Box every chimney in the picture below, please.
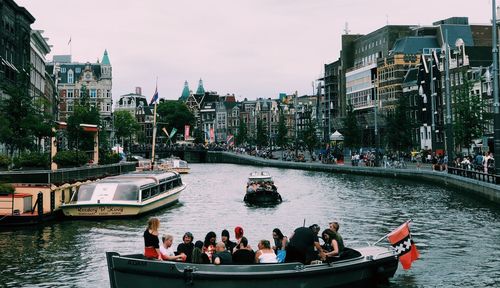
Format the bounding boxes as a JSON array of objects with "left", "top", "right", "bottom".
[{"left": 135, "top": 87, "right": 142, "bottom": 95}]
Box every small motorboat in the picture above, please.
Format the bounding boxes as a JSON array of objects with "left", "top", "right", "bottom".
[
  {"left": 158, "top": 157, "right": 190, "bottom": 174},
  {"left": 61, "top": 170, "right": 185, "bottom": 217},
  {"left": 106, "top": 245, "right": 399, "bottom": 288},
  {"left": 244, "top": 172, "right": 282, "bottom": 205}
]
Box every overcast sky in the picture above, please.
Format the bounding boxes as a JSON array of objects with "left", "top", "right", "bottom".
[{"left": 17, "top": 0, "right": 491, "bottom": 102}]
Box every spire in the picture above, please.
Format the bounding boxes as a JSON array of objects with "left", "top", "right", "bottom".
[
  {"left": 101, "top": 49, "right": 110, "bottom": 65},
  {"left": 179, "top": 80, "right": 190, "bottom": 101},
  {"left": 196, "top": 78, "right": 205, "bottom": 95}
]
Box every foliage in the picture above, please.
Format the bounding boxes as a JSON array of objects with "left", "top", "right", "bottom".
[
  {"left": 236, "top": 119, "right": 247, "bottom": 146},
  {"left": 53, "top": 150, "right": 89, "bottom": 167},
  {"left": 13, "top": 152, "right": 49, "bottom": 168},
  {"left": 66, "top": 104, "right": 101, "bottom": 150},
  {"left": 193, "top": 127, "right": 204, "bottom": 144},
  {"left": 342, "top": 104, "right": 361, "bottom": 149},
  {"left": 385, "top": 95, "right": 414, "bottom": 151},
  {"left": 301, "top": 115, "right": 319, "bottom": 154},
  {"left": 0, "top": 183, "right": 15, "bottom": 195},
  {"left": 99, "top": 151, "right": 121, "bottom": 165},
  {"left": 113, "top": 110, "right": 140, "bottom": 147},
  {"left": 156, "top": 101, "right": 194, "bottom": 142},
  {"left": 0, "top": 80, "right": 37, "bottom": 155},
  {"left": 256, "top": 117, "right": 268, "bottom": 148},
  {"left": 453, "top": 75, "right": 491, "bottom": 152},
  {"left": 276, "top": 111, "right": 288, "bottom": 148},
  {"left": 0, "top": 154, "right": 11, "bottom": 168}
]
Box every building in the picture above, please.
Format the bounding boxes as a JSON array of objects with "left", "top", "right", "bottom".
[
  {"left": 114, "top": 87, "right": 153, "bottom": 146},
  {"left": 30, "top": 30, "right": 55, "bottom": 117},
  {"left": 323, "top": 59, "right": 341, "bottom": 140},
  {"left": 46, "top": 50, "right": 113, "bottom": 135}
]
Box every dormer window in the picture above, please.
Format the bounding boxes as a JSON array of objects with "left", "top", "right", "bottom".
[{"left": 68, "top": 69, "right": 74, "bottom": 84}]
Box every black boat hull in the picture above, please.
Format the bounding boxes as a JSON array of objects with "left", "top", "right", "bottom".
[{"left": 244, "top": 190, "right": 282, "bottom": 204}]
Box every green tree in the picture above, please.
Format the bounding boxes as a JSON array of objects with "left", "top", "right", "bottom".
[
  {"left": 156, "top": 101, "right": 194, "bottom": 142},
  {"left": 301, "top": 114, "right": 318, "bottom": 156},
  {"left": 67, "top": 104, "right": 101, "bottom": 151},
  {"left": 236, "top": 119, "right": 247, "bottom": 146},
  {"left": 276, "top": 111, "right": 288, "bottom": 148},
  {"left": 114, "top": 110, "right": 140, "bottom": 149},
  {"left": 342, "top": 104, "right": 361, "bottom": 150},
  {"left": 0, "top": 81, "right": 36, "bottom": 156},
  {"left": 256, "top": 117, "right": 268, "bottom": 148},
  {"left": 453, "top": 75, "right": 490, "bottom": 153},
  {"left": 385, "top": 95, "right": 414, "bottom": 151},
  {"left": 193, "top": 127, "right": 204, "bottom": 144}
]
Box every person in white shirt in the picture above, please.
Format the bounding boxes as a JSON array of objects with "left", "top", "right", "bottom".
[
  {"left": 160, "top": 234, "right": 185, "bottom": 261},
  {"left": 255, "top": 239, "right": 278, "bottom": 263}
]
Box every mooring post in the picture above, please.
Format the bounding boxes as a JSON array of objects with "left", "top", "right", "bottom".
[{"left": 37, "top": 191, "right": 43, "bottom": 221}]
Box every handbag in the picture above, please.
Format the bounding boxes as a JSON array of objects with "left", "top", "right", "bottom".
[{"left": 276, "top": 250, "right": 286, "bottom": 263}]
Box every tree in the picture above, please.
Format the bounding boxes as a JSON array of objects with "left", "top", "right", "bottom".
[
  {"left": 156, "top": 101, "right": 194, "bottom": 142},
  {"left": 193, "top": 127, "right": 204, "bottom": 144},
  {"left": 256, "top": 117, "right": 268, "bottom": 148},
  {"left": 114, "top": 110, "right": 140, "bottom": 149},
  {"left": 236, "top": 118, "right": 247, "bottom": 146},
  {"left": 276, "top": 111, "right": 288, "bottom": 148},
  {"left": 385, "top": 95, "right": 414, "bottom": 151},
  {"left": 453, "top": 74, "right": 490, "bottom": 153},
  {"left": 67, "top": 104, "right": 101, "bottom": 151},
  {"left": 342, "top": 104, "right": 361, "bottom": 150},
  {"left": 0, "top": 81, "right": 36, "bottom": 156},
  {"left": 301, "top": 114, "right": 318, "bottom": 156}
]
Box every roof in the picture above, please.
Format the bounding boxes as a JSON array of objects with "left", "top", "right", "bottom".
[
  {"left": 391, "top": 36, "right": 439, "bottom": 55},
  {"left": 440, "top": 24, "right": 474, "bottom": 47},
  {"left": 180, "top": 81, "right": 190, "bottom": 101},
  {"left": 101, "top": 50, "right": 111, "bottom": 65},
  {"left": 196, "top": 79, "right": 205, "bottom": 95},
  {"left": 402, "top": 68, "right": 419, "bottom": 87}
]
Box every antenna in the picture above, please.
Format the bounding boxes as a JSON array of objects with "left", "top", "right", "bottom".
[
  {"left": 344, "top": 22, "right": 350, "bottom": 35},
  {"left": 386, "top": 14, "right": 389, "bottom": 25}
]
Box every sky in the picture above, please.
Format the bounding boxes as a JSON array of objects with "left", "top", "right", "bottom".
[{"left": 16, "top": 0, "right": 492, "bottom": 103}]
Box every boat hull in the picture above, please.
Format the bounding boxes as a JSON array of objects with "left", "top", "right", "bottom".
[
  {"left": 106, "top": 246, "right": 398, "bottom": 288},
  {"left": 62, "top": 185, "right": 184, "bottom": 217},
  {"left": 244, "top": 190, "right": 282, "bottom": 205}
]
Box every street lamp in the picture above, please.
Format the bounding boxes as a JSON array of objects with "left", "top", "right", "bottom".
[
  {"left": 492, "top": 0, "right": 500, "bottom": 174},
  {"left": 372, "top": 79, "right": 380, "bottom": 167}
]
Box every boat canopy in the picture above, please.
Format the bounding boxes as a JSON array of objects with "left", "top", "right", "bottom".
[{"left": 248, "top": 171, "right": 273, "bottom": 183}]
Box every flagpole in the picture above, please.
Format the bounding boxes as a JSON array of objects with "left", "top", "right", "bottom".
[{"left": 151, "top": 102, "right": 158, "bottom": 170}]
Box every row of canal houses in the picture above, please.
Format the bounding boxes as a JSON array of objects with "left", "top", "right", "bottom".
[{"left": 115, "top": 79, "right": 321, "bottom": 146}]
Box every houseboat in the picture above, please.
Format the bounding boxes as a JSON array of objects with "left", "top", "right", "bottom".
[{"left": 61, "top": 171, "right": 185, "bottom": 217}]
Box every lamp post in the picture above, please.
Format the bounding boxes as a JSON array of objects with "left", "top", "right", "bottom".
[
  {"left": 373, "top": 79, "right": 380, "bottom": 166},
  {"left": 443, "top": 32, "right": 454, "bottom": 165},
  {"left": 492, "top": 0, "right": 500, "bottom": 174}
]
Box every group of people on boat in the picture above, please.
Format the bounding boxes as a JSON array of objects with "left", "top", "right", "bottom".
[
  {"left": 143, "top": 218, "right": 346, "bottom": 265},
  {"left": 246, "top": 181, "right": 277, "bottom": 193}
]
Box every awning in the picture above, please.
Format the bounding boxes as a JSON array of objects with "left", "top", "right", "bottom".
[{"left": 330, "top": 130, "right": 344, "bottom": 141}]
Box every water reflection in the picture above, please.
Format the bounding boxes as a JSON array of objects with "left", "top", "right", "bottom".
[{"left": 0, "top": 163, "right": 499, "bottom": 287}]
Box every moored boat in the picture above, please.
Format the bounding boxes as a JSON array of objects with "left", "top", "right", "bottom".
[
  {"left": 244, "top": 171, "right": 282, "bottom": 205},
  {"left": 158, "top": 157, "right": 190, "bottom": 174},
  {"left": 106, "top": 245, "right": 398, "bottom": 288},
  {"left": 61, "top": 170, "right": 185, "bottom": 217}
]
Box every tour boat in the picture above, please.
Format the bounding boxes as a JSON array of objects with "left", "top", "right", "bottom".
[
  {"left": 61, "top": 171, "right": 185, "bottom": 217},
  {"left": 158, "top": 157, "right": 190, "bottom": 174},
  {"left": 106, "top": 245, "right": 399, "bottom": 288},
  {"left": 244, "top": 171, "right": 282, "bottom": 204}
]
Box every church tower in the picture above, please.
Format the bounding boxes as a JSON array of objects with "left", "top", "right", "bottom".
[
  {"left": 196, "top": 78, "right": 205, "bottom": 95},
  {"left": 180, "top": 80, "right": 190, "bottom": 101}
]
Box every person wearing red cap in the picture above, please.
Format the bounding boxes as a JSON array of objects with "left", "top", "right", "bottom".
[{"left": 234, "top": 226, "right": 244, "bottom": 246}]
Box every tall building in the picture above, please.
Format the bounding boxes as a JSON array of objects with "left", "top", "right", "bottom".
[
  {"left": 46, "top": 50, "right": 113, "bottom": 134},
  {"left": 0, "top": 0, "right": 34, "bottom": 97},
  {"left": 30, "top": 30, "right": 55, "bottom": 117}
]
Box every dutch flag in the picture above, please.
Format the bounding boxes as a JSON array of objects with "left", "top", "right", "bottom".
[{"left": 150, "top": 85, "right": 159, "bottom": 106}]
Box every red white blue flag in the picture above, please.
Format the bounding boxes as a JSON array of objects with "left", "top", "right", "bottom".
[{"left": 150, "top": 85, "right": 159, "bottom": 106}]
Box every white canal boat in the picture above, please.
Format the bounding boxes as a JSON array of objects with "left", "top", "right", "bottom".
[
  {"left": 158, "top": 158, "right": 190, "bottom": 174},
  {"left": 62, "top": 171, "right": 185, "bottom": 217}
]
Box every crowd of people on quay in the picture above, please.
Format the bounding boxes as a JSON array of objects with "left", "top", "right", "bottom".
[{"left": 143, "top": 218, "right": 346, "bottom": 265}]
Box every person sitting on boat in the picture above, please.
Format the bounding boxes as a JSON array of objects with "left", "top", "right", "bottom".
[
  {"left": 234, "top": 226, "right": 244, "bottom": 247},
  {"left": 255, "top": 240, "right": 278, "bottom": 264},
  {"left": 192, "top": 240, "right": 210, "bottom": 264},
  {"left": 221, "top": 229, "right": 237, "bottom": 253},
  {"left": 143, "top": 218, "right": 162, "bottom": 260},
  {"left": 246, "top": 182, "right": 257, "bottom": 194},
  {"left": 176, "top": 232, "right": 194, "bottom": 263},
  {"left": 285, "top": 225, "right": 326, "bottom": 264},
  {"left": 213, "top": 242, "right": 233, "bottom": 265},
  {"left": 321, "top": 229, "right": 344, "bottom": 262},
  {"left": 272, "top": 228, "right": 288, "bottom": 263},
  {"left": 232, "top": 237, "right": 255, "bottom": 264},
  {"left": 160, "top": 234, "right": 186, "bottom": 261},
  {"left": 203, "top": 231, "right": 217, "bottom": 263},
  {"left": 329, "top": 221, "right": 345, "bottom": 255}
]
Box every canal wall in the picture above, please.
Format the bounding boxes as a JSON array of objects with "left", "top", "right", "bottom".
[{"left": 207, "top": 151, "right": 500, "bottom": 205}]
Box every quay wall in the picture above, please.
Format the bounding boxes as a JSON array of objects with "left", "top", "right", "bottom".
[{"left": 206, "top": 151, "right": 500, "bottom": 205}]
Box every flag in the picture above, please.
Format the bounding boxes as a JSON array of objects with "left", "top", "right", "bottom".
[
  {"left": 209, "top": 128, "right": 215, "bottom": 143},
  {"left": 184, "top": 125, "right": 190, "bottom": 140},
  {"left": 162, "top": 127, "right": 169, "bottom": 138},
  {"left": 387, "top": 221, "right": 420, "bottom": 270},
  {"left": 226, "top": 134, "right": 234, "bottom": 146},
  {"left": 150, "top": 85, "right": 159, "bottom": 106},
  {"left": 68, "top": 37, "right": 72, "bottom": 45},
  {"left": 169, "top": 128, "right": 177, "bottom": 140}
]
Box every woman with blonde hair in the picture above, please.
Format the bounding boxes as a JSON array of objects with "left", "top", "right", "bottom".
[{"left": 143, "top": 217, "right": 162, "bottom": 260}]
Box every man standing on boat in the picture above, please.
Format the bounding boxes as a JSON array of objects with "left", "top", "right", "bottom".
[{"left": 285, "top": 225, "right": 326, "bottom": 264}]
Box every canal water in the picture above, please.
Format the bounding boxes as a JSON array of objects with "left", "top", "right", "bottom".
[{"left": 1, "top": 163, "right": 499, "bottom": 287}]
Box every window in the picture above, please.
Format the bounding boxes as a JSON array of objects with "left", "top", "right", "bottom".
[
  {"left": 68, "top": 69, "right": 74, "bottom": 84},
  {"left": 67, "top": 102, "right": 73, "bottom": 112},
  {"left": 61, "top": 67, "right": 66, "bottom": 73},
  {"left": 106, "top": 90, "right": 111, "bottom": 98},
  {"left": 75, "top": 67, "right": 81, "bottom": 73},
  {"left": 67, "top": 89, "right": 74, "bottom": 98},
  {"left": 90, "top": 89, "right": 97, "bottom": 98}
]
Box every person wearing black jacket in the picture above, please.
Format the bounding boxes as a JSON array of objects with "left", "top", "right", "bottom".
[
  {"left": 221, "top": 229, "right": 237, "bottom": 253},
  {"left": 176, "top": 232, "right": 194, "bottom": 263}
]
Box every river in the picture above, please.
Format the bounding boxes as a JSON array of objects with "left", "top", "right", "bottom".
[{"left": 1, "top": 163, "right": 499, "bottom": 287}]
